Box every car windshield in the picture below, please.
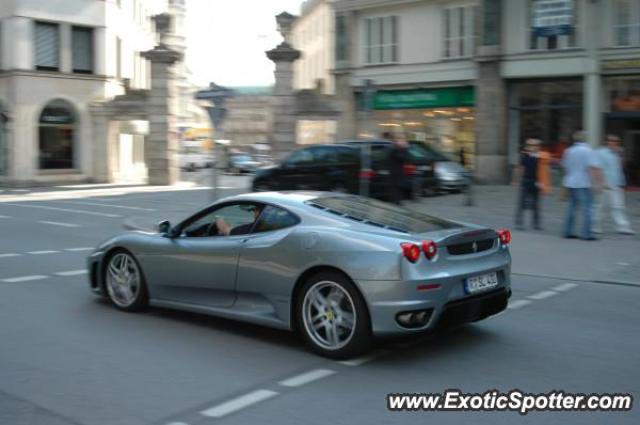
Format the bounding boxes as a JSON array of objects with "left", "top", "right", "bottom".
[
  {"left": 307, "top": 195, "right": 459, "bottom": 233},
  {"left": 420, "top": 144, "right": 452, "bottom": 162},
  {"left": 233, "top": 155, "right": 252, "bottom": 161}
]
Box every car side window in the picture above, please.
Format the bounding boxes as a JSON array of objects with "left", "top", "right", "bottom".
[
  {"left": 311, "top": 146, "right": 338, "bottom": 165},
  {"left": 285, "top": 148, "right": 314, "bottom": 166},
  {"left": 336, "top": 147, "right": 358, "bottom": 163},
  {"left": 408, "top": 143, "right": 429, "bottom": 160},
  {"left": 252, "top": 205, "right": 299, "bottom": 234},
  {"left": 181, "top": 203, "right": 260, "bottom": 238}
]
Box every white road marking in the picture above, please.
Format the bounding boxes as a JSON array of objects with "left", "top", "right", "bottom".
[
  {"left": 338, "top": 353, "right": 381, "bottom": 367},
  {"left": 0, "top": 215, "right": 10, "bottom": 218},
  {"left": 528, "top": 290, "right": 558, "bottom": 301},
  {"left": 617, "top": 262, "right": 631, "bottom": 266},
  {"left": 507, "top": 299, "right": 532, "bottom": 310},
  {"left": 57, "top": 200, "right": 156, "bottom": 211},
  {"left": 2, "top": 275, "right": 48, "bottom": 283},
  {"left": 0, "top": 253, "right": 21, "bottom": 258},
  {"left": 65, "top": 247, "right": 94, "bottom": 252},
  {"left": 27, "top": 250, "right": 60, "bottom": 255},
  {"left": 4, "top": 203, "right": 121, "bottom": 218},
  {"left": 166, "top": 422, "right": 190, "bottom": 425},
  {"left": 201, "top": 389, "right": 279, "bottom": 418},
  {"left": 552, "top": 282, "right": 579, "bottom": 292},
  {"left": 38, "top": 221, "right": 81, "bottom": 228},
  {"left": 278, "top": 368, "right": 336, "bottom": 387},
  {"left": 54, "top": 270, "right": 88, "bottom": 277}
]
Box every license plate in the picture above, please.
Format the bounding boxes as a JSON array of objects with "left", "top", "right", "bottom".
[{"left": 464, "top": 272, "right": 498, "bottom": 294}]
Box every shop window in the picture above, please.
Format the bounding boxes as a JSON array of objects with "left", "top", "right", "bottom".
[
  {"left": 528, "top": 0, "right": 579, "bottom": 50},
  {"left": 510, "top": 80, "right": 583, "bottom": 162},
  {"left": 608, "top": 77, "right": 640, "bottom": 112},
  {"left": 34, "top": 22, "right": 60, "bottom": 71},
  {"left": 364, "top": 16, "right": 398, "bottom": 65},
  {"left": 72, "top": 26, "right": 94, "bottom": 74},
  {"left": 335, "top": 14, "right": 348, "bottom": 63},
  {"left": 443, "top": 5, "right": 479, "bottom": 58},
  {"left": 612, "top": 0, "right": 640, "bottom": 47},
  {"left": 38, "top": 99, "right": 76, "bottom": 170}
]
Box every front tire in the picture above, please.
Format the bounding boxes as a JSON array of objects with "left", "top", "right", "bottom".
[
  {"left": 104, "top": 250, "right": 149, "bottom": 312},
  {"left": 296, "top": 271, "right": 371, "bottom": 359}
]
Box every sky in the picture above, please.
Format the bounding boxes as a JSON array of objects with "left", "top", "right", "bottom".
[{"left": 184, "top": 0, "right": 305, "bottom": 88}]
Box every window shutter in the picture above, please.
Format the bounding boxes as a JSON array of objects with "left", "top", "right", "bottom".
[
  {"left": 72, "top": 27, "right": 93, "bottom": 73},
  {"left": 35, "top": 22, "right": 59, "bottom": 70}
]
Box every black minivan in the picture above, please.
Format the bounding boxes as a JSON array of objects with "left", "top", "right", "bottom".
[{"left": 251, "top": 141, "right": 431, "bottom": 200}]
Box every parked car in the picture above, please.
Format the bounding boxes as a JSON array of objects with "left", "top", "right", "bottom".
[
  {"left": 227, "top": 154, "right": 260, "bottom": 174},
  {"left": 418, "top": 144, "right": 470, "bottom": 193},
  {"left": 179, "top": 142, "right": 213, "bottom": 171},
  {"left": 254, "top": 154, "right": 274, "bottom": 168},
  {"left": 88, "top": 191, "right": 512, "bottom": 358},
  {"left": 343, "top": 140, "right": 438, "bottom": 197},
  {"left": 252, "top": 143, "right": 418, "bottom": 201}
]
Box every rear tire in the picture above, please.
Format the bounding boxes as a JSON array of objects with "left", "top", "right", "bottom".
[{"left": 296, "top": 271, "right": 371, "bottom": 359}]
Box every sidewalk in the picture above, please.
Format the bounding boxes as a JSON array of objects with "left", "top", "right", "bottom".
[
  {"left": 409, "top": 186, "right": 640, "bottom": 286},
  {"left": 120, "top": 185, "right": 640, "bottom": 287}
]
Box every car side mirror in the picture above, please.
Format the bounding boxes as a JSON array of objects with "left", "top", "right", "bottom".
[{"left": 157, "top": 220, "right": 172, "bottom": 235}]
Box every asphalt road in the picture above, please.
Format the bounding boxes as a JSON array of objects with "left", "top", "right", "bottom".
[{"left": 0, "top": 181, "right": 638, "bottom": 425}]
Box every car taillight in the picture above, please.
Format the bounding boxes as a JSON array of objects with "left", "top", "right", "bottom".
[
  {"left": 403, "top": 164, "right": 417, "bottom": 175},
  {"left": 422, "top": 240, "right": 438, "bottom": 260},
  {"left": 359, "top": 169, "right": 376, "bottom": 179},
  {"left": 498, "top": 228, "right": 511, "bottom": 246},
  {"left": 401, "top": 242, "right": 421, "bottom": 263}
]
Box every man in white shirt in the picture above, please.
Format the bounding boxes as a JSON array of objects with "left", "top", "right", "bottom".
[
  {"left": 593, "top": 135, "right": 635, "bottom": 235},
  {"left": 561, "top": 131, "right": 603, "bottom": 240}
]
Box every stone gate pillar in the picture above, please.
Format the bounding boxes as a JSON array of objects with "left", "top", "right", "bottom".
[
  {"left": 266, "top": 12, "right": 301, "bottom": 160},
  {"left": 142, "top": 14, "right": 183, "bottom": 186},
  {"left": 475, "top": 0, "right": 508, "bottom": 183}
]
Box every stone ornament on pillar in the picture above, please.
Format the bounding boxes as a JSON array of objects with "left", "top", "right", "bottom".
[{"left": 266, "top": 12, "right": 301, "bottom": 161}]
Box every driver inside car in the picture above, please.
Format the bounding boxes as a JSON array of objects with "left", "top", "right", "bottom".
[{"left": 216, "top": 205, "right": 263, "bottom": 236}]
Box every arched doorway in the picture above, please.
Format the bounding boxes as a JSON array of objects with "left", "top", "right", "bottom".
[{"left": 38, "top": 99, "right": 76, "bottom": 170}]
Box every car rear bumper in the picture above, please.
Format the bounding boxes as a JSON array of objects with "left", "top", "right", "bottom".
[
  {"left": 436, "top": 177, "right": 469, "bottom": 191},
  {"left": 355, "top": 262, "right": 511, "bottom": 336}
]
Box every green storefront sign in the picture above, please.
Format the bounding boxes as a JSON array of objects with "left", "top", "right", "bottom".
[{"left": 373, "top": 86, "right": 475, "bottom": 110}]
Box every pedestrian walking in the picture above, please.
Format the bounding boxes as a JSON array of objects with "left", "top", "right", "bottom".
[
  {"left": 514, "top": 139, "right": 543, "bottom": 230},
  {"left": 561, "top": 131, "right": 603, "bottom": 240},
  {"left": 459, "top": 147, "right": 466, "bottom": 168},
  {"left": 388, "top": 133, "right": 409, "bottom": 205},
  {"left": 593, "top": 135, "right": 635, "bottom": 235}
]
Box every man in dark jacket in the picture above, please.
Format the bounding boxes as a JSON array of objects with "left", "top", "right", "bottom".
[
  {"left": 514, "top": 138, "right": 542, "bottom": 230},
  {"left": 388, "top": 134, "right": 409, "bottom": 205}
]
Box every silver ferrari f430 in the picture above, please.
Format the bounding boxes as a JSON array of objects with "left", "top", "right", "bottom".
[{"left": 88, "top": 191, "right": 512, "bottom": 358}]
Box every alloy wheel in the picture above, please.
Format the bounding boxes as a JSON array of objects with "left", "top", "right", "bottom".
[
  {"left": 105, "top": 253, "right": 141, "bottom": 308},
  {"left": 302, "top": 281, "right": 356, "bottom": 351}
]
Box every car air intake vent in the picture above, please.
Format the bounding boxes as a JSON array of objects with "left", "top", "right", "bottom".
[{"left": 447, "top": 238, "right": 495, "bottom": 255}]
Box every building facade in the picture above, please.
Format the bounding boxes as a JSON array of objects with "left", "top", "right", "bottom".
[
  {"left": 333, "top": 0, "right": 640, "bottom": 184},
  {"left": 223, "top": 86, "right": 273, "bottom": 147},
  {"left": 0, "top": 0, "right": 176, "bottom": 186},
  {"left": 292, "top": 0, "right": 338, "bottom": 145}
]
